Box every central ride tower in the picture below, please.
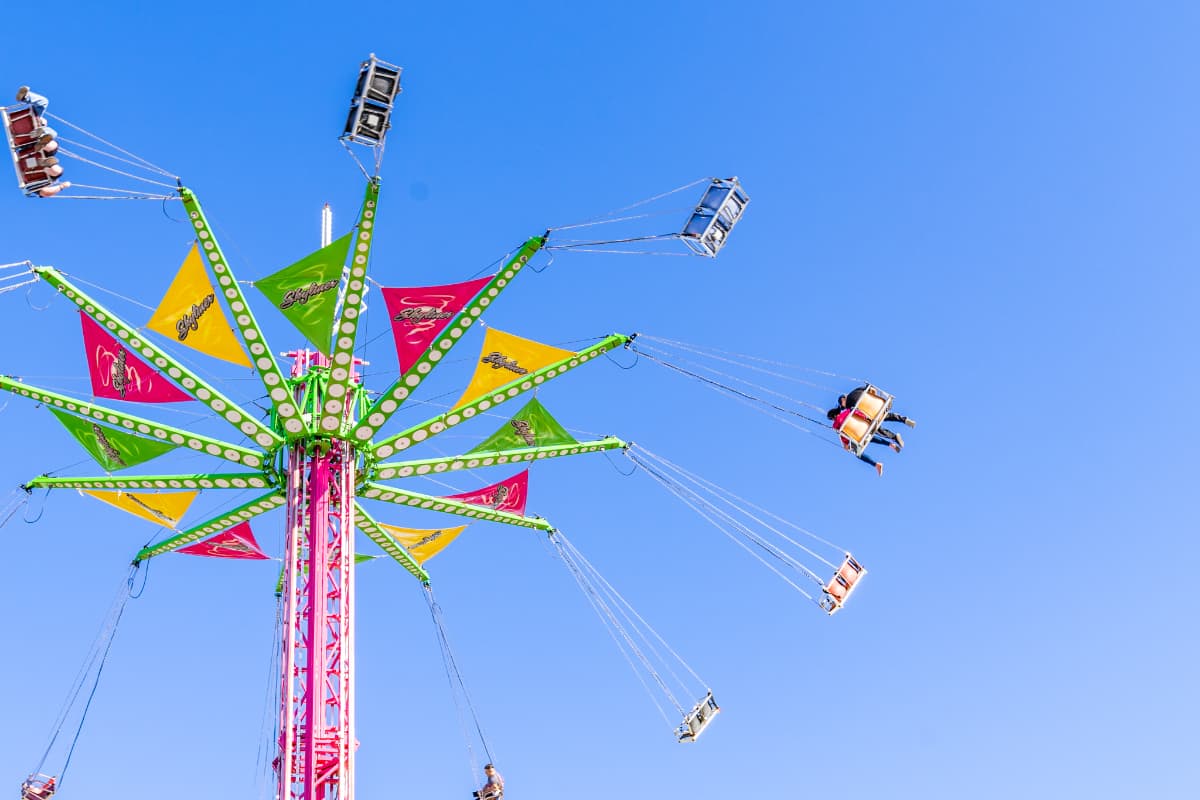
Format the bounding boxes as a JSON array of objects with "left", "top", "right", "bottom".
[{"left": 277, "top": 351, "right": 368, "bottom": 800}]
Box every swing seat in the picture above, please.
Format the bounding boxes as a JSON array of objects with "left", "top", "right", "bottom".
[
  {"left": 20, "top": 774, "right": 56, "bottom": 800},
  {"left": 3, "top": 107, "right": 54, "bottom": 193},
  {"left": 820, "top": 554, "right": 867, "bottom": 615},
  {"left": 675, "top": 691, "right": 720, "bottom": 742},
  {"left": 682, "top": 178, "right": 750, "bottom": 257},
  {"left": 4, "top": 106, "right": 42, "bottom": 148},
  {"left": 833, "top": 385, "right": 894, "bottom": 456}
]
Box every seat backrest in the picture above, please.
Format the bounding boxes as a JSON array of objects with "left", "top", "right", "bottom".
[
  {"left": 5, "top": 108, "right": 41, "bottom": 144},
  {"left": 838, "top": 413, "right": 870, "bottom": 444},
  {"left": 856, "top": 388, "right": 886, "bottom": 420}
]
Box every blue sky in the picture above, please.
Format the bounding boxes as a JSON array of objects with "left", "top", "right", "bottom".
[{"left": 2, "top": 2, "right": 1198, "bottom": 799}]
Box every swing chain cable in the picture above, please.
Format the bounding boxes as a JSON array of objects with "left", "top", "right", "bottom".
[
  {"left": 632, "top": 444, "right": 848, "bottom": 562},
  {"left": 61, "top": 271, "right": 157, "bottom": 311},
  {"left": 546, "top": 177, "right": 708, "bottom": 233},
  {"left": 562, "top": 532, "right": 693, "bottom": 698},
  {"left": 53, "top": 183, "right": 175, "bottom": 198},
  {"left": 55, "top": 137, "right": 178, "bottom": 183},
  {"left": 535, "top": 247, "right": 690, "bottom": 257},
  {"left": 43, "top": 113, "right": 176, "bottom": 178},
  {"left": 0, "top": 488, "right": 29, "bottom": 529},
  {"left": 627, "top": 446, "right": 828, "bottom": 579},
  {"left": 55, "top": 148, "right": 178, "bottom": 190},
  {"left": 548, "top": 532, "right": 678, "bottom": 727},
  {"left": 424, "top": 585, "right": 494, "bottom": 784},
  {"left": 632, "top": 346, "right": 833, "bottom": 428},
  {"left": 623, "top": 449, "right": 825, "bottom": 604},
  {"left": 35, "top": 562, "right": 140, "bottom": 789},
  {"left": 0, "top": 279, "right": 39, "bottom": 297},
  {"left": 555, "top": 532, "right": 707, "bottom": 691},
  {"left": 339, "top": 140, "right": 373, "bottom": 183},
  {"left": 38, "top": 193, "right": 176, "bottom": 202},
  {"left": 545, "top": 207, "right": 694, "bottom": 233},
  {"left": 1, "top": 262, "right": 35, "bottom": 286},
  {"left": 637, "top": 334, "right": 868, "bottom": 385},
  {"left": 632, "top": 339, "right": 831, "bottom": 414},
  {"left": 543, "top": 233, "right": 684, "bottom": 253},
  {"left": 255, "top": 596, "right": 285, "bottom": 800},
  {"left": 713, "top": 383, "right": 844, "bottom": 448},
  {"left": 634, "top": 336, "right": 844, "bottom": 395}
]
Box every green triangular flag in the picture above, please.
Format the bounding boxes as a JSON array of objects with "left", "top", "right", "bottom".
[
  {"left": 254, "top": 233, "right": 352, "bottom": 353},
  {"left": 467, "top": 397, "right": 578, "bottom": 454},
  {"left": 49, "top": 409, "right": 178, "bottom": 471}
]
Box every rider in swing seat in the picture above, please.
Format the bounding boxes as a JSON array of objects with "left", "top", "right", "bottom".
[{"left": 473, "top": 763, "right": 504, "bottom": 800}]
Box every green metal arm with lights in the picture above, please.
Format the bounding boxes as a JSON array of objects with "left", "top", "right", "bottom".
[
  {"left": 178, "top": 187, "right": 309, "bottom": 441},
  {"left": 351, "top": 236, "right": 546, "bottom": 444},
  {"left": 370, "top": 333, "right": 631, "bottom": 460}
]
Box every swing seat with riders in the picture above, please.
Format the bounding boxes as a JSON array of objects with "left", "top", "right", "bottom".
[
  {"left": 2, "top": 106, "right": 61, "bottom": 196},
  {"left": 20, "top": 775, "right": 56, "bottom": 800},
  {"left": 831, "top": 384, "right": 894, "bottom": 457}
]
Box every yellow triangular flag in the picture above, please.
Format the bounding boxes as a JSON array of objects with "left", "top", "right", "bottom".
[
  {"left": 82, "top": 489, "right": 199, "bottom": 529},
  {"left": 451, "top": 328, "right": 575, "bottom": 410},
  {"left": 147, "top": 244, "right": 252, "bottom": 367},
  {"left": 379, "top": 523, "right": 467, "bottom": 564}
]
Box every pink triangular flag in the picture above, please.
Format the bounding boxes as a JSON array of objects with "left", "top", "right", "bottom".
[
  {"left": 443, "top": 470, "right": 529, "bottom": 515},
  {"left": 177, "top": 522, "right": 269, "bottom": 560},
  {"left": 81, "top": 314, "right": 191, "bottom": 403},
  {"left": 381, "top": 276, "right": 493, "bottom": 373}
]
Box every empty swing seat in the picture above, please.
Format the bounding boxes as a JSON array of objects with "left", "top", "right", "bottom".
[
  {"left": 681, "top": 178, "right": 750, "bottom": 257},
  {"left": 833, "top": 384, "right": 894, "bottom": 457},
  {"left": 676, "top": 691, "right": 721, "bottom": 742},
  {"left": 820, "top": 554, "right": 867, "bottom": 615},
  {"left": 342, "top": 54, "right": 404, "bottom": 145}
]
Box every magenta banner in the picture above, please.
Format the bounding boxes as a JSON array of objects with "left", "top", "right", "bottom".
[
  {"left": 444, "top": 469, "right": 529, "bottom": 516},
  {"left": 380, "top": 276, "right": 492, "bottom": 373},
  {"left": 81, "top": 314, "right": 191, "bottom": 403},
  {"left": 177, "top": 522, "right": 270, "bottom": 560}
]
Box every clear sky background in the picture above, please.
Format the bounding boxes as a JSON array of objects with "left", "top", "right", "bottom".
[{"left": 1, "top": 2, "right": 1198, "bottom": 799}]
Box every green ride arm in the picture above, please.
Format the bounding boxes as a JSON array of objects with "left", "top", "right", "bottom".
[
  {"left": 319, "top": 180, "right": 380, "bottom": 437},
  {"left": 359, "top": 482, "right": 554, "bottom": 532},
  {"left": 178, "top": 187, "right": 309, "bottom": 440},
  {"left": 350, "top": 236, "right": 546, "bottom": 445},
  {"left": 374, "top": 436, "right": 628, "bottom": 480},
  {"left": 134, "top": 489, "right": 286, "bottom": 561},
  {"left": 353, "top": 501, "right": 430, "bottom": 583},
  {"left": 32, "top": 266, "right": 283, "bottom": 451},
  {"left": 27, "top": 473, "right": 275, "bottom": 491},
  {"left": 0, "top": 375, "right": 267, "bottom": 469},
  {"left": 370, "top": 333, "right": 631, "bottom": 460}
]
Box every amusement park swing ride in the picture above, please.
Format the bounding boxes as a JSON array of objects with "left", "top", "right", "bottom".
[{"left": 0, "top": 55, "right": 907, "bottom": 800}]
